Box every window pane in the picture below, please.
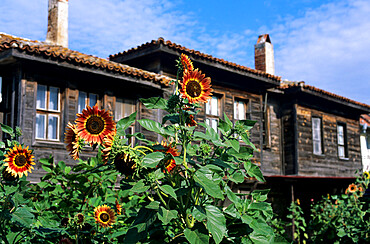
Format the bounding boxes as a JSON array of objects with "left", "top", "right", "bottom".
[
  {"left": 36, "top": 114, "right": 46, "bottom": 139},
  {"left": 89, "top": 93, "right": 98, "bottom": 107},
  {"left": 338, "top": 145, "right": 345, "bottom": 158},
  {"left": 233, "top": 101, "right": 238, "bottom": 120},
  {"left": 211, "top": 119, "right": 218, "bottom": 132},
  {"left": 115, "top": 98, "right": 123, "bottom": 121},
  {"left": 238, "top": 101, "right": 245, "bottom": 120},
  {"left": 124, "top": 100, "right": 135, "bottom": 117},
  {"left": 366, "top": 135, "right": 370, "bottom": 150},
  {"left": 78, "top": 92, "right": 87, "bottom": 113},
  {"left": 48, "top": 115, "right": 59, "bottom": 140},
  {"left": 37, "top": 85, "right": 47, "bottom": 109},
  {"left": 313, "top": 141, "right": 321, "bottom": 154},
  {"left": 211, "top": 96, "right": 218, "bottom": 116},
  {"left": 49, "top": 87, "right": 59, "bottom": 111}
]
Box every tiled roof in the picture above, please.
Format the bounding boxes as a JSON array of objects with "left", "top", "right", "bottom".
[
  {"left": 280, "top": 81, "right": 370, "bottom": 109},
  {"left": 0, "top": 33, "right": 171, "bottom": 85},
  {"left": 109, "top": 37, "right": 281, "bottom": 82}
]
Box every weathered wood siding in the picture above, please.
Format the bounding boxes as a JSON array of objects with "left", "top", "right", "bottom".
[
  {"left": 296, "top": 105, "right": 362, "bottom": 176},
  {"left": 282, "top": 103, "right": 297, "bottom": 175}
]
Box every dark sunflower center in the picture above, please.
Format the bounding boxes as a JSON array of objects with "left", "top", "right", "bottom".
[
  {"left": 100, "top": 212, "right": 110, "bottom": 222},
  {"left": 186, "top": 80, "right": 202, "bottom": 98},
  {"left": 86, "top": 116, "right": 105, "bottom": 135},
  {"left": 15, "top": 155, "right": 27, "bottom": 167}
]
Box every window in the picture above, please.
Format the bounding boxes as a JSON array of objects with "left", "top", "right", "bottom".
[
  {"left": 337, "top": 123, "right": 348, "bottom": 158},
  {"left": 205, "top": 96, "right": 220, "bottom": 132},
  {"left": 36, "top": 84, "right": 60, "bottom": 141},
  {"left": 233, "top": 99, "right": 246, "bottom": 120},
  {"left": 78, "top": 91, "right": 98, "bottom": 113},
  {"left": 312, "top": 117, "right": 323, "bottom": 155},
  {"left": 262, "top": 106, "right": 271, "bottom": 147}
]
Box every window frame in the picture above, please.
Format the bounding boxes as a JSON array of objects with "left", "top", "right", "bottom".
[
  {"left": 312, "top": 116, "right": 324, "bottom": 155},
  {"left": 337, "top": 122, "right": 349, "bottom": 159},
  {"left": 35, "top": 84, "right": 61, "bottom": 141},
  {"left": 205, "top": 95, "right": 222, "bottom": 133}
]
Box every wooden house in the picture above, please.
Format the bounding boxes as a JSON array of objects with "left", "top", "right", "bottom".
[{"left": 1, "top": 0, "right": 370, "bottom": 213}]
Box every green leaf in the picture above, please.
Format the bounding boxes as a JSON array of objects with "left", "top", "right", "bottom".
[
  {"left": 224, "top": 113, "right": 233, "bottom": 127},
  {"left": 235, "top": 119, "right": 256, "bottom": 127},
  {"left": 0, "top": 141, "right": 5, "bottom": 148},
  {"left": 159, "top": 184, "right": 177, "bottom": 200},
  {"left": 11, "top": 207, "right": 34, "bottom": 226},
  {"left": 145, "top": 201, "right": 160, "bottom": 210},
  {"left": 130, "top": 180, "right": 150, "bottom": 194},
  {"left": 117, "top": 112, "right": 137, "bottom": 136},
  {"left": 192, "top": 205, "right": 207, "bottom": 222},
  {"left": 194, "top": 131, "right": 211, "bottom": 141},
  {"left": 140, "top": 97, "right": 168, "bottom": 110},
  {"left": 142, "top": 152, "right": 165, "bottom": 168},
  {"left": 138, "top": 119, "right": 165, "bottom": 135},
  {"left": 4, "top": 185, "right": 18, "bottom": 195},
  {"left": 157, "top": 207, "right": 177, "bottom": 225},
  {"left": 218, "top": 118, "right": 231, "bottom": 135},
  {"left": 241, "top": 134, "right": 258, "bottom": 151},
  {"left": 0, "top": 123, "right": 14, "bottom": 135},
  {"left": 229, "top": 170, "right": 244, "bottom": 183},
  {"left": 184, "top": 223, "right": 210, "bottom": 244},
  {"left": 205, "top": 205, "right": 227, "bottom": 244},
  {"left": 244, "top": 161, "right": 265, "bottom": 182},
  {"left": 229, "top": 146, "right": 253, "bottom": 160},
  {"left": 194, "top": 170, "right": 224, "bottom": 200},
  {"left": 226, "top": 138, "right": 240, "bottom": 152},
  {"left": 162, "top": 113, "right": 180, "bottom": 124}
]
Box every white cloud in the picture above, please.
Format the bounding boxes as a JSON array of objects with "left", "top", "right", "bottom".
[{"left": 270, "top": 0, "right": 370, "bottom": 104}]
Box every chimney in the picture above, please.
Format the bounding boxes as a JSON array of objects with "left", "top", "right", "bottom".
[
  {"left": 46, "top": 0, "right": 68, "bottom": 48},
  {"left": 254, "top": 34, "right": 275, "bottom": 75}
]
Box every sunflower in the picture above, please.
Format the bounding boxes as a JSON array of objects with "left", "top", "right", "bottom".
[
  {"left": 64, "top": 122, "right": 83, "bottom": 160},
  {"left": 4, "top": 144, "right": 35, "bottom": 178},
  {"left": 102, "top": 132, "right": 116, "bottom": 163},
  {"left": 114, "top": 152, "right": 136, "bottom": 176},
  {"left": 347, "top": 183, "right": 357, "bottom": 193},
  {"left": 115, "top": 199, "right": 122, "bottom": 215},
  {"left": 179, "top": 69, "right": 213, "bottom": 104},
  {"left": 75, "top": 213, "right": 85, "bottom": 225},
  {"left": 75, "top": 105, "right": 115, "bottom": 145},
  {"left": 2, "top": 169, "right": 18, "bottom": 181},
  {"left": 154, "top": 141, "right": 180, "bottom": 173},
  {"left": 363, "top": 171, "right": 370, "bottom": 180},
  {"left": 180, "top": 54, "right": 194, "bottom": 72},
  {"left": 186, "top": 114, "right": 197, "bottom": 127},
  {"left": 94, "top": 205, "right": 116, "bottom": 228},
  {"left": 296, "top": 199, "right": 300, "bottom": 205}
]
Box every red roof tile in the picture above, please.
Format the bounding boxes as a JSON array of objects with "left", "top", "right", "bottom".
[
  {"left": 0, "top": 33, "right": 171, "bottom": 85},
  {"left": 279, "top": 81, "right": 370, "bottom": 109},
  {"left": 109, "top": 37, "right": 281, "bottom": 82}
]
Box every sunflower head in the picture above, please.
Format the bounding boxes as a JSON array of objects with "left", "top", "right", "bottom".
[
  {"left": 186, "top": 114, "right": 197, "bottom": 127},
  {"left": 180, "top": 54, "right": 194, "bottom": 73},
  {"left": 115, "top": 199, "right": 122, "bottom": 215},
  {"left": 64, "top": 122, "right": 84, "bottom": 160},
  {"left": 114, "top": 151, "right": 137, "bottom": 176},
  {"left": 75, "top": 105, "right": 116, "bottom": 145},
  {"left": 102, "top": 132, "right": 117, "bottom": 163},
  {"left": 2, "top": 168, "right": 18, "bottom": 181},
  {"left": 75, "top": 213, "right": 85, "bottom": 225},
  {"left": 4, "top": 144, "right": 35, "bottom": 178},
  {"left": 363, "top": 171, "right": 370, "bottom": 180},
  {"left": 179, "top": 69, "right": 213, "bottom": 104},
  {"left": 154, "top": 141, "right": 180, "bottom": 173},
  {"left": 347, "top": 183, "right": 357, "bottom": 193},
  {"left": 94, "top": 205, "right": 116, "bottom": 228}
]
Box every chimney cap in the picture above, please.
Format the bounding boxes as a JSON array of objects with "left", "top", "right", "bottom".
[{"left": 257, "top": 34, "right": 271, "bottom": 44}]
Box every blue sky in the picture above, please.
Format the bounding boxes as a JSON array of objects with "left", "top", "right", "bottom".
[{"left": 1, "top": 0, "right": 369, "bottom": 104}]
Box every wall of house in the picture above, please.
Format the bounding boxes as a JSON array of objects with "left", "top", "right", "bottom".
[
  {"left": 296, "top": 105, "right": 362, "bottom": 177},
  {"left": 282, "top": 103, "right": 297, "bottom": 175}
]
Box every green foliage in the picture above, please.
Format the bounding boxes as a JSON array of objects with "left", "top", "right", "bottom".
[{"left": 0, "top": 54, "right": 274, "bottom": 243}]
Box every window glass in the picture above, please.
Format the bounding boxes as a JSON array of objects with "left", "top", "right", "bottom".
[
  {"left": 48, "top": 115, "right": 59, "bottom": 140},
  {"left": 78, "top": 91, "right": 87, "bottom": 113},
  {"left": 312, "top": 118, "right": 322, "bottom": 154},
  {"left": 89, "top": 93, "right": 98, "bottom": 107},
  {"left": 36, "top": 114, "right": 46, "bottom": 139},
  {"left": 36, "top": 85, "right": 47, "bottom": 109},
  {"left": 338, "top": 146, "right": 345, "bottom": 158},
  {"left": 234, "top": 100, "right": 246, "bottom": 120},
  {"left": 49, "top": 87, "right": 59, "bottom": 111},
  {"left": 115, "top": 98, "right": 135, "bottom": 121},
  {"left": 366, "top": 135, "right": 370, "bottom": 150},
  {"left": 337, "top": 125, "right": 344, "bottom": 145}
]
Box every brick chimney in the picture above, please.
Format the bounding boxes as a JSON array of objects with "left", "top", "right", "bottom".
[
  {"left": 46, "top": 0, "right": 68, "bottom": 47},
  {"left": 254, "top": 34, "right": 275, "bottom": 75}
]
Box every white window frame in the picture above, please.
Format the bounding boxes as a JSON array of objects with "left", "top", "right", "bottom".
[
  {"left": 36, "top": 85, "right": 61, "bottom": 141},
  {"left": 312, "top": 117, "right": 323, "bottom": 155},
  {"left": 337, "top": 123, "right": 348, "bottom": 159},
  {"left": 206, "top": 95, "right": 221, "bottom": 133}
]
